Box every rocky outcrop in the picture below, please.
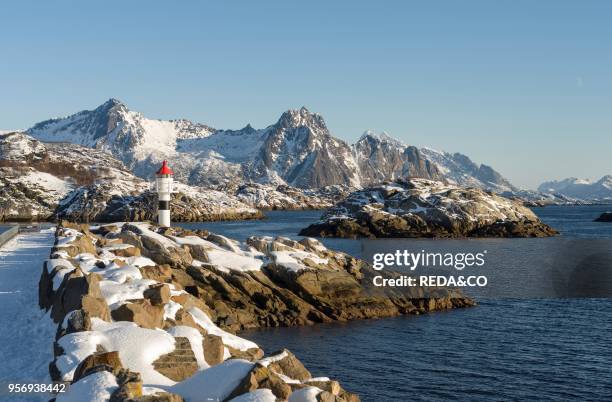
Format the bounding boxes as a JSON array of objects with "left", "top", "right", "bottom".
[
  {"left": 234, "top": 183, "right": 354, "bottom": 210},
  {"left": 595, "top": 212, "right": 612, "bottom": 222},
  {"left": 300, "top": 179, "right": 558, "bottom": 238},
  {"left": 40, "top": 221, "right": 473, "bottom": 401}
]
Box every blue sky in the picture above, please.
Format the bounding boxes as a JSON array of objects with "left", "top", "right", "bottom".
[{"left": 1, "top": 0, "right": 611, "bottom": 189}]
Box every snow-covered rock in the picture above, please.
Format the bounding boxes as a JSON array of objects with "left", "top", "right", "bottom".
[
  {"left": 41, "top": 222, "right": 472, "bottom": 401},
  {"left": 234, "top": 183, "right": 353, "bottom": 210},
  {"left": 300, "top": 179, "right": 557, "bottom": 238},
  {"left": 500, "top": 189, "right": 594, "bottom": 207}
]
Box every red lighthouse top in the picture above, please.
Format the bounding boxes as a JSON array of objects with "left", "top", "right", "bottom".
[{"left": 156, "top": 160, "right": 174, "bottom": 176}]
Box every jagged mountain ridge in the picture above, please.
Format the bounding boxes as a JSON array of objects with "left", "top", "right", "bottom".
[{"left": 26, "top": 99, "right": 515, "bottom": 191}]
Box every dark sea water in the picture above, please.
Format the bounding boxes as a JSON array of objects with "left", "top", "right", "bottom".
[{"left": 179, "top": 205, "right": 612, "bottom": 401}]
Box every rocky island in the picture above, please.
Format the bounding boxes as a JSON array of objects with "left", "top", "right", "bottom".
[
  {"left": 300, "top": 179, "right": 558, "bottom": 238},
  {"left": 594, "top": 212, "right": 612, "bottom": 222},
  {"left": 40, "top": 221, "right": 473, "bottom": 401}
]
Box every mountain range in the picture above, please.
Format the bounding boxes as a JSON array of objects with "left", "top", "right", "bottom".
[
  {"left": 26, "top": 99, "right": 516, "bottom": 192},
  {"left": 538, "top": 176, "right": 612, "bottom": 201}
]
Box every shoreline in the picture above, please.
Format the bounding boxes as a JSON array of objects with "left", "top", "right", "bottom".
[{"left": 37, "top": 221, "right": 474, "bottom": 401}]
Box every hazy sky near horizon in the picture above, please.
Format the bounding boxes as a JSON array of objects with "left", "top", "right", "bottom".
[{"left": 1, "top": 1, "right": 611, "bottom": 189}]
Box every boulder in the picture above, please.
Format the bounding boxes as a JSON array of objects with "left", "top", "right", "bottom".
[
  {"left": 110, "top": 244, "right": 141, "bottom": 257},
  {"left": 140, "top": 264, "right": 173, "bottom": 282},
  {"left": 64, "top": 309, "right": 92, "bottom": 334},
  {"left": 111, "top": 300, "right": 164, "bottom": 329},
  {"left": 203, "top": 334, "right": 225, "bottom": 366},
  {"left": 227, "top": 364, "right": 292, "bottom": 400},
  {"left": 164, "top": 308, "right": 200, "bottom": 331},
  {"left": 317, "top": 391, "right": 360, "bottom": 402},
  {"left": 81, "top": 294, "right": 111, "bottom": 322},
  {"left": 51, "top": 271, "right": 109, "bottom": 323},
  {"left": 39, "top": 221, "right": 474, "bottom": 402},
  {"left": 152, "top": 337, "right": 198, "bottom": 381},
  {"left": 265, "top": 349, "right": 311, "bottom": 382},
  {"left": 39, "top": 259, "right": 70, "bottom": 309},
  {"left": 186, "top": 243, "right": 211, "bottom": 262},
  {"left": 120, "top": 224, "right": 192, "bottom": 266},
  {"left": 55, "top": 232, "right": 97, "bottom": 257},
  {"left": 110, "top": 369, "right": 144, "bottom": 402},
  {"left": 73, "top": 351, "right": 123, "bottom": 382},
  {"left": 227, "top": 346, "right": 265, "bottom": 362},
  {"left": 306, "top": 380, "right": 341, "bottom": 395},
  {"left": 143, "top": 283, "right": 171, "bottom": 306}
]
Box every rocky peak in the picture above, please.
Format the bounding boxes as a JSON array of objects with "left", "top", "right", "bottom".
[
  {"left": 276, "top": 107, "right": 328, "bottom": 134},
  {"left": 597, "top": 175, "right": 612, "bottom": 187},
  {"left": 357, "top": 130, "right": 405, "bottom": 147},
  {"left": 99, "top": 97, "right": 126, "bottom": 111}
]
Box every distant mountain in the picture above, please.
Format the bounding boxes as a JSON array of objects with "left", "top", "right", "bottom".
[
  {"left": 26, "top": 99, "right": 515, "bottom": 191},
  {"left": 538, "top": 176, "right": 612, "bottom": 201}
]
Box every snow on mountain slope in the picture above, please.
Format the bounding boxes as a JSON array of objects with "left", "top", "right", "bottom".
[
  {"left": 538, "top": 176, "right": 612, "bottom": 201},
  {"left": 177, "top": 124, "right": 265, "bottom": 163},
  {"left": 420, "top": 147, "right": 516, "bottom": 192},
  {"left": 27, "top": 99, "right": 215, "bottom": 181},
  {"left": 26, "top": 99, "right": 516, "bottom": 192}
]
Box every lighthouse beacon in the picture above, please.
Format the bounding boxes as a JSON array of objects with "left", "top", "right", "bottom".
[{"left": 155, "top": 160, "right": 174, "bottom": 227}]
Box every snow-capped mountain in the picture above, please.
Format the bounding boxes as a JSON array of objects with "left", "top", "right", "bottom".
[
  {"left": 538, "top": 176, "right": 612, "bottom": 201},
  {"left": 420, "top": 147, "right": 516, "bottom": 192},
  {"left": 352, "top": 131, "right": 442, "bottom": 185},
  {"left": 27, "top": 99, "right": 215, "bottom": 181},
  {"left": 26, "top": 99, "right": 515, "bottom": 191}
]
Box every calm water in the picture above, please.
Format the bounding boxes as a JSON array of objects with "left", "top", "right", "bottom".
[{"left": 179, "top": 205, "right": 612, "bottom": 401}]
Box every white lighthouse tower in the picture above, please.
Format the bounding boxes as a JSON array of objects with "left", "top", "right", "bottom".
[{"left": 155, "top": 160, "right": 174, "bottom": 227}]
